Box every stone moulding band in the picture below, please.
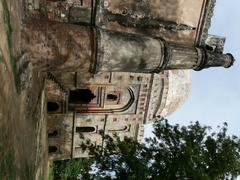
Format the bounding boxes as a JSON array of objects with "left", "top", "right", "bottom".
[
  {"left": 194, "top": 47, "right": 206, "bottom": 71},
  {"left": 157, "top": 41, "right": 171, "bottom": 73}
]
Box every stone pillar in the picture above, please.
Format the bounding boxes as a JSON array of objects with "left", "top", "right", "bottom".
[
  {"left": 163, "top": 44, "right": 199, "bottom": 70},
  {"left": 196, "top": 52, "right": 234, "bottom": 70},
  {"left": 21, "top": 20, "right": 234, "bottom": 73},
  {"left": 95, "top": 29, "right": 164, "bottom": 73},
  {"left": 164, "top": 43, "right": 235, "bottom": 71},
  {"left": 95, "top": 30, "right": 234, "bottom": 73}
]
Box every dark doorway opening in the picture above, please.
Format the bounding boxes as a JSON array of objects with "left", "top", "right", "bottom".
[
  {"left": 48, "top": 130, "right": 59, "bottom": 138},
  {"left": 47, "top": 101, "right": 60, "bottom": 112},
  {"left": 69, "top": 89, "right": 96, "bottom": 104},
  {"left": 107, "top": 94, "right": 118, "bottom": 101},
  {"left": 76, "top": 126, "right": 95, "bottom": 133},
  {"left": 48, "top": 146, "right": 58, "bottom": 153}
]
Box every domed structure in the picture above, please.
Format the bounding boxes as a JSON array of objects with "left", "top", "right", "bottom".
[
  {"left": 145, "top": 70, "right": 191, "bottom": 123},
  {"left": 26, "top": 0, "right": 233, "bottom": 162},
  {"left": 157, "top": 70, "right": 191, "bottom": 117}
]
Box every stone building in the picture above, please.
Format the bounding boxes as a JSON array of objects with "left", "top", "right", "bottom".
[{"left": 23, "top": 0, "right": 235, "bottom": 160}]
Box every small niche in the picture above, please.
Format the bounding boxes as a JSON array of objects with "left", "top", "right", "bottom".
[
  {"left": 48, "top": 146, "right": 58, "bottom": 153},
  {"left": 47, "top": 101, "right": 60, "bottom": 112},
  {"left": 137, "top": 76, "right": 143, "bottom": 81},
  {"left": 107, "top": 94, "right": 118, "bottom": 101},
  {"left": 76, "top": 126, "right": 96, "bottom": 133},
  {"left": 109, "top": 126, "right": 128, "bottom": 132},
  {"left": 48, "top": 130, "right": 58, "bottom": 138}
]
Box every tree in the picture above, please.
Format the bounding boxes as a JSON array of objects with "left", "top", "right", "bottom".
[
  {"left": 52, "top": 158, "right": 92, "bottom": 180},
  {"left": 52, "top": 119, "right": 240, "bottom": 180},
  {"left": 87, "top": 135, "right": 149, "bottom": 180},
  {"left": 87, "top": 119, "right": 240, "bottom": 180}
]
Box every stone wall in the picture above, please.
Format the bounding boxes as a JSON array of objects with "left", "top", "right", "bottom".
[
  {"left": 46, "top": 71, "right": 158, "bottom": 160},
  {"left": 26, "top": 0, "right": 206, "bottom": 45}
]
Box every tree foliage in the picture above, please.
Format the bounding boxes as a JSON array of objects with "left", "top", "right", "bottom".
[
  {"left": 52, "top": 119, "right": 240, "bottom": 180},
  {"left": 88, "top": 119, "right": 240, "bottom": 180},
  {"left": 145, "top": 120, "right": 240, "bottom": 180},
  {"left": 52, "top": 158, "right": 92, "bottom": 180}
]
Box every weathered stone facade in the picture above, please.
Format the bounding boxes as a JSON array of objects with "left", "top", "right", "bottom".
[
  {"left": 22, "top": 0, "right": 235, "bottom": 160},
  {"left": 46, "top": 70, "right": 191, "bottom": 160}
]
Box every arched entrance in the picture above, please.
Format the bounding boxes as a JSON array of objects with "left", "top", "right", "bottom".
[
  {"left": 47, "top": 102, "right": 60, "bottom": 113},
  {"left": 69, "top": 89, "right": 96, "bottom": 104}
]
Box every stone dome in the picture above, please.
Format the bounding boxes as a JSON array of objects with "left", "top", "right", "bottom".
[{"left": 156, "top": 70, "right": 191, "bottom": 117}]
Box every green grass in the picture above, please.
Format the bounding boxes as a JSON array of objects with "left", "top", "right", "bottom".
[
  {"left": 48, "top": 161, "right": 54, "bottom": 180},
  {"left": 1, "top": 0, "right": 20, "bottom": 92},
  {"left": 24, "top": 165, "right": 36, "bottom": 180},
  {"left": 0, "top": 130, "right": 16, "bottom": 180},
  {"left": 0, "top": 129, "right": 34, "bottom": 180},
  {"left": 52, "top": 159, "right": 92, "bottom": 180}
]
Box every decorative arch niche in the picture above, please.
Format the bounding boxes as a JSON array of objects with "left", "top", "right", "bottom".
[
  {"left": 76, "top": 126, "right": 96, "bottom": 133},
  {"left": 69, "top": 86, "right": 136, "bottom": 114}
]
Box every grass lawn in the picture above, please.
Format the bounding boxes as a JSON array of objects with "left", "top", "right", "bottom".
[
  {"left": 1, "top": 0, "right": 20, "bottom": 92},
  {"left": 48, "top": 161, "right": 54, "bottom": 180},
  {"left": 0, "top": 128, "right": 16, "bottom": 180}
]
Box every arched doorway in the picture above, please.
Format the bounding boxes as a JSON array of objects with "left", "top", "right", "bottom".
[
  {"left": 47, "top": 102, "right": 60, "bottom": 113},
  {"left": 69, "top": 89, "right": 96, "bottom": 104}
]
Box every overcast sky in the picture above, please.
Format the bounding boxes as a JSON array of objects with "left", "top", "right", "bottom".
[{"left": 145, "top": 0, "right": 240, "bottom": 137}]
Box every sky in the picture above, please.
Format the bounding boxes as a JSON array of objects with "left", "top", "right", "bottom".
[{"left": 145, "top": 0, "right": 240, "bottom": 137}]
